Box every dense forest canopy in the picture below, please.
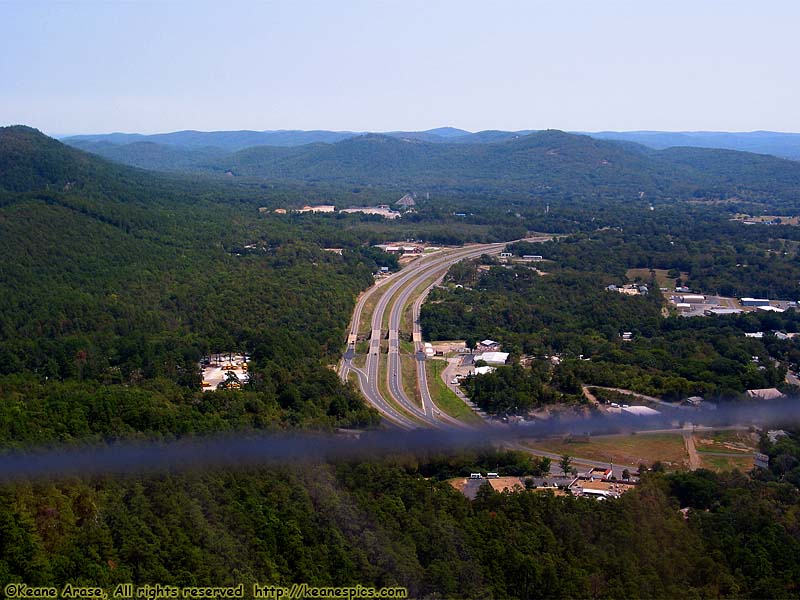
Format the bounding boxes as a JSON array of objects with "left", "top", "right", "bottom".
[{"left": 63, "top": 127, "right": 800, "bottom": 203}]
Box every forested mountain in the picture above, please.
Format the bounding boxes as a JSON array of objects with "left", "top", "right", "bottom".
[
  {"left": 67, "top": 140, "right": 229, "bottom": 171},
  {"left": 63, "top": 129, "right": 800, "bottom": 204},
  {"left": 0, "top": 125, "right": 141, "bottom": 193},
  {"left": 589, "top": 130, "right": 800, "bottom": 161},
  {"left": 0, "top": 125, "right": 383, "bottom": 431},
  {"left": 64, "top": 127, "right": 477, "bottom": 153},
  {"left": 65, "top": 127, "right": 800, "bottom": 164},
  {"left": 64, "top": 129, "right": 358, "bottom": 151},
  {"left": 209, "top": 131, "right": 800, "bottom": 203}
]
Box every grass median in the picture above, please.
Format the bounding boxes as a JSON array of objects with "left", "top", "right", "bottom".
[
  {"left": 400, "top": 354, "right": 421, "bottom": 408},
  {"left": 377, "top": 349, "right": 428, "bottom": 427}
]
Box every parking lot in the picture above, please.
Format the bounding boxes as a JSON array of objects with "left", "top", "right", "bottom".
[{"left": 201, "top": 354, "right": 249, "bottom": 391}]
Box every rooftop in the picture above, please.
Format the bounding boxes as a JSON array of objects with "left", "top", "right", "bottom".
[
  {"left": 746, "top": 388, "right": 785, "bottom": 401},
  {"left": 622, "top": 405, "right": 661, "bottom": 416},
  {"left": 474, "top": 366, "right": 496, "bottom": 375},
  {"left": 475, "top": 351, "right": 509, "bottom": 365}
]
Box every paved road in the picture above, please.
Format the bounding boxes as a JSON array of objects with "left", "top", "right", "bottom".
[
  {"left": 408, "top": 262, "right": 494, "bottom": 426},
  {"left": 336, "top": 235, "right": 663, "bottom": 476},
  {"left": 341, "top": 245, "right": 503, "bottom": 427},
  {"left": 387, "top": 243, "right": 506, "bottom": 426},
  {"left": 377, "top": 247, "right": 487, "bottom": 425},
  {"left": 339, "top": 278, "right": 387, "bottom": 381}
]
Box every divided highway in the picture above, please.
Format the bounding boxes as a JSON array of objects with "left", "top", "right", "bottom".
[
  {"left": 338, "top": 236, "right": 645, "bottom": 477},
  {"left": 386, "top": 244, "right": 506, "bottom": 426},
  {"left": 340, "top": 243, "right": 505, "bottom": 428}
]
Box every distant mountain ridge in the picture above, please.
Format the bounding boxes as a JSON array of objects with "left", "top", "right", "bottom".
[
  {"left": 63, "top": 128, "right": 800, "bottom": 160},
  {"left": 587, "top": 131, "right": 800, "bottom": 161},
  {"left": 201, "top": 130, "right": 800, "bottom": 202},
  {"left": 64, "top": 128, "right": 480, "bottom": 151},
  {"left": 8, "top": 125, "right": 800, "bottom": 206}
]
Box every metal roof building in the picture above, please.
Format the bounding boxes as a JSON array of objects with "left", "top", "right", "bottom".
[
  {"left": 741, "top": 298, "right": 771, "bottom": 307},
  {"left": 474, "top": 352, "right": 509, "bottom": 365},
  {"left": 622, "top": 405, "right": 661, "bottom": 416}
]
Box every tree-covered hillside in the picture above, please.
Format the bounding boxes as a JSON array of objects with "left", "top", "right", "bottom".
[
  {"left": 65, "top": 128, "right": 800, "bottom": 160},
  {"left": 64, "top": 128, "right": 800, "bottom": 204},
  {"left": 0, "top": 125, "right": 384, "bottom": 431}
]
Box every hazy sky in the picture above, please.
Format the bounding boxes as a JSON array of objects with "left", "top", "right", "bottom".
[{"left": 2, "top": 0, "right": 799, "bottom": 135}]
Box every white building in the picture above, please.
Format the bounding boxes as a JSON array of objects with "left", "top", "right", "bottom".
[
  {"left": 297, "top": 204, "right": 335, "bottom": 213},
  {"left": 474, "top": 366, "right": 496, "bottom": 375},
  {"left": 746, "top": 388, "right": 785, "bottom": 401},
  {"left": 757, "top": 305, "right": 785, "bottom": 313},
  {"left": 622, "top": 405, "right": 661, "bottom": 416},
  {"left": 474, "top": 352, "right": 509, "bottom": 365},
  {"left": 705, "top": 308, "right": 743, "bottom": 316},
  {"left": 741, "top": 298, "right": 770, "bottom": 307}
]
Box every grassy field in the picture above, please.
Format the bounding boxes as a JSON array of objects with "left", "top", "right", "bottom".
[
  {"left": 699, "top": 454, "right": 755, "bottom": 472},
  {"left": 626, "top": 268, "right": 689, "bottom": 289},
  {"left": 694, "top": 429, "right": 758, "bottom": 454},
  {"left": 425, "top": 359, "right": 483, "bottom": 425},
  {"left": 400, "top": 354, "right": 421, "bottom": 407},
  {"left": 358, "top": 285, "right": 387, "bottom": 335},
  {"left": 400, "top": 339, "right": 415, "bottom": 354},
  {"left": 401, "top": 271, "right": 442, "bottom": 334},
  {"left": 528, "top": 432, "right": 688, "bottom": 469}
]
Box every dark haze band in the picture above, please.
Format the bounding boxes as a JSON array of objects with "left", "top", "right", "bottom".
[{"left": 1, "top": 398, "right": 797, "bottom": 481}]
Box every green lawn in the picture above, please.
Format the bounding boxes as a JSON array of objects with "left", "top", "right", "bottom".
[
  {"left": 400, "top": 339, "right": 415, "bottom": 355},
  {"left": 426, "top": 359, "right": 483, "bottom": 425}
]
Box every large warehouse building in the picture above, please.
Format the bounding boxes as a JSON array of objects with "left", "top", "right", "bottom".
[{"left": 741, "top": 297, "right": 771, "bottom": 307}]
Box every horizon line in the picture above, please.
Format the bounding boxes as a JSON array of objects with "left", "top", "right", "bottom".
[{"left": 41, "top": 127, "right": 800, "bottom": 139}]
